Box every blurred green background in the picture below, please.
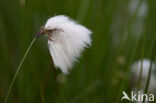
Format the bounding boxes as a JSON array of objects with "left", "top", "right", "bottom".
[{"left": 0, "top": 0, "right": 156, "bottom": 103}]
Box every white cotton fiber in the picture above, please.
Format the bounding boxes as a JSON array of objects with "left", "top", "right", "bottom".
[{"left": 44, "top": 15, "right": 92, "bottom": 74}]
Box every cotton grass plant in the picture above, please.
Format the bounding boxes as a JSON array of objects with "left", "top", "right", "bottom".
[
  {"left": 4, "top": 15, "right": 92, "bottom": 103},
  {"left": 131, "top": 59, "right": 156, "bottom": 93},
  {"left": 2, "top": 0, "right": 156, "bottom": 103}
]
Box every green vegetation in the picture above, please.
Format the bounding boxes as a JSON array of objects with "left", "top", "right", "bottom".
[{"left": 0, "top": 0, "right": 156, "bottom": 103}]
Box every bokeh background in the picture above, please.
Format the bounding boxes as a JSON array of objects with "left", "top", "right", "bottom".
[{"left": 0, "top": 0, "right": 156, "bottom": 103}]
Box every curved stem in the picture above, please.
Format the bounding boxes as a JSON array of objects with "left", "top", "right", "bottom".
[{"left": 4, "top": 37, "right": 36, "bottom": 103}]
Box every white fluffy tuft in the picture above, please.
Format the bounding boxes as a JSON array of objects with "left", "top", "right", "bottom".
[
  {"left": 131, "top": 59, "right": 156, "bottom": 93},
  {"left": 44, "top": 15, "right": 92, "bottom": 74}
]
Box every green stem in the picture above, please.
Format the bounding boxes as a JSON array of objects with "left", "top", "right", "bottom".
[
  {"left": 4, "top": 37, "right": 36, "bottom": 103},
  {"left": 137, "top": 34, "right": 145, "bottom": 90},
  {"left": 143, "top": 43, "right": 156, "bottom": 103}
]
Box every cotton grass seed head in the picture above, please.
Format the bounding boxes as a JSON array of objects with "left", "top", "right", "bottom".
[
  {"left": 131, "top": 59, "right": 156, "bottom": 93},
  {"left": 39, "top": 15, "right": 92, "bottom": 74}
]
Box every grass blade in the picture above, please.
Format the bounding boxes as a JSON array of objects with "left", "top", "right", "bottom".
[{"left": 4, "top": 37, "right": 36, "bottom": 103}]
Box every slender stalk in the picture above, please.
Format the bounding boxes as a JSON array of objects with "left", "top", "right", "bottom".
[
  {"left": 41, "top": 59, "right": 59, "bottom": 103},
  {"left": 116, "top": 32, "right": 142, "bottom": 103},
  {"left": 42, "top": 59, "right": 54, "bottom": 95},
  {"left": 4, "top": 37, "right": 36, "bottom": 103},
  {"left": 52, "top": 60, "right": 59, "bottom": 96},
  {"left": 143, "top": 43, "right": 156, "bottom": 103},
  {"left": 137, "top": 34, "right": 145, "bottom": 90}
]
